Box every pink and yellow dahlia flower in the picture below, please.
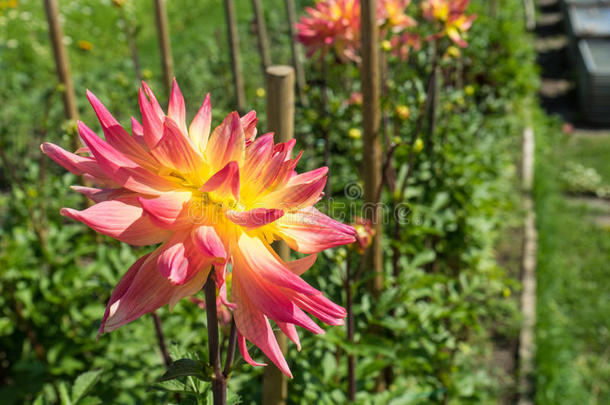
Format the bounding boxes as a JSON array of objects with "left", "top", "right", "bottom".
[
  {"left": 377, "top": 0, "right": 416, "bottom": 33},
  {"left": 41, "top": 80, "right": 356, "bottom": 377},
  {"left": 422, "top": 0, "right": 476, "bottom": 48},
  {"left": 296, "top": 0, "right": 416, "bottom": 62},
  {"left": 296, "top": 0, "right": 361, "bottom": 62}
]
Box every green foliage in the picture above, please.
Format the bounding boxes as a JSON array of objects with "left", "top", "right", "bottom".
[{"left": 0, "top": 0, "right": 536, "bottom": 403}]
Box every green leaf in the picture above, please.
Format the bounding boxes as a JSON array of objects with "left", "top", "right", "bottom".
[
  {"left": 58, "top": 382, "right": 72, "bottom": 405},
  {"left": 157, "top": 358, "right": 210, "bottom": 382},
  {"left": 71, "top": 369, "right": 103, "bottom": 404}
]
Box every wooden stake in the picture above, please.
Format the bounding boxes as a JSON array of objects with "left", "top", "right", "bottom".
[
  {"left": 252, "top": 0, "right": 271, "bottom": 75},
  {"left": 43, "top": 0, "right": 78, "bottom": 147},
  {"left": 153, "top": 0, "right": 174, "bottom": 93},
  {"left": 224, "top": 0, "right": 246, "bottom": 113},
  {"left": 360, "top": 0, "right": 383, "bottom": 295},
  {"left": 284, "top": 0, "right": 308, "bottom": 106},
  {"left": 262, "top": 65, "right": 295, "bottom": 405}
]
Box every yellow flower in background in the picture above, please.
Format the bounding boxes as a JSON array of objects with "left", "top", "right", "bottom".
[
  {"left": 255, "top": 87, "right": 266, "bottom": 98},
  {"left": 445, "top": 45, "right": 461, "bottom": 58},
  {"left": 413, "top": 138, "right": 423, "bottom": 153},
  {"left": 465, "top": 85, "right": 475, "bottom": 96},
  {"left": 0, "top": 0, "right": 18, "bottom": 12},
  {"left": 77, "top": 40, "right": 93, "bottom": 52},
  {"left": 395, "top": 105, "right": 410, "bottom": 120},
  {"left": 348, "top": 128, "right": 362, "bottom": 140},
  {"left": 381, "top": 40, "right": 392, "bottom": 52},
  {"left": 142, "top": 69, "right": 153, "bottom": 79}
]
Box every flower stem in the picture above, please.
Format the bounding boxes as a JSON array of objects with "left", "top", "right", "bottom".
[
  {"left": 205, "top": 271, "right": 226, "bottom": 405},
  {"left": 151, "top": 312, "right": 172, "bottom": 367}
]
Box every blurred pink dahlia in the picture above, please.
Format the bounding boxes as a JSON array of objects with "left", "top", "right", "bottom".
[
  {"left": 422, "top": 0, "right": 476, "bottom": 48},
  {"left": 41, "top": 80, "right": 356, "bottom": 377},
  {"left": 296, "top": 0, "right": 416, "bottom": 62},
  {"left": 296, "top": 0, "right": 361, "bottom": 62}
]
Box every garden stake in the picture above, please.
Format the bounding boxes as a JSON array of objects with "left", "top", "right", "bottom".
[
  {"left": 153, "top": 0, "right": 174, "bottom": 94},
  {"left": 262, "top": 65, "right": 295, "bottom": 405},
  {"left": 43, "top": 0, "right": 78, "bottom": 149},
  {"left": 360, "top": 0, "right": 383, "bottom": 296},
  {"left": 321, "top": 59, "right": 332, "bottom": 198},
  {"left": 284, "top": 0, "right": 308, "bottom": 106},
  {"left": 252, "top": 0, "right": 271, "bottom": 75},
  {"left": 224, "top": 0, "right": 246, "bottom": 114}
]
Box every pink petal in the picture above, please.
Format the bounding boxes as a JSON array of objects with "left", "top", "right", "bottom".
[
  {"left": 71, "top": 186, "right": 130, "bottom": 203},
  {"left": 233, "top": 247, "right": 324, "bottom": 335},
  {"left": 243, "top": 133, "right": 274, "bottom": 180},
  {"left": 277, "top": 207, "right": 356, "bottom": 253},
  {"left": 286, "top": 291, "right": 346, "bottom": 326},
  {"left": 141, "top": 81, "right": 165, "bottom": 120},
  {"left": 225, "top": 208, "right": 284, "bottom": 229},
  {"left": 78, "top": 121, "right": 174, "bottom": 195},
  {"left": 285, "top": 254, "right": 318, "bottom": 276},
  {"left": 192, "top": 225, "right": 227, "bottom": 259},
  {"left": 157, "top": 231, "right": 218, "bottom": 285},
  {"left": 150, "top": 117, "right": 205, "bottom": 174},
  {"left": 130, "top": 116, "right": 148, "bottom": 148},
  {"left": 188, "top": 93, "right": 212, "bottom": 152},
  {"left": 205, "top": 111, "right": 245, "bottom": 171},
  {"left": 240, "top": 110, "right": 258, "bottom": 141},
  {"left": 61, "top": 198, "right": 172, "bottom": 246},
  {"left": 138, "top": 87, "right": 164, "bottom": 149},
  {"left": 101, "top": 249, "right": 210, "bottom": 333},
  {"left": 237, "top": 233, "right": 320, "bottom": 295},
  {"left": 237, "top": 332, "right": 267, "bottom": 367},
  {"left": 137, "top": 191, "right": 193, "bottom": 229},
  {"left": 232, "top": 276, "right": 292, "bottom": 377},
  {"left": 200, "top": 161, "right": 240, "bottom": 201},
  {"left": 167, "top": 79, "right": 188, "bottom": 135},
  {"left": 259, "top": 175, "right": 326, "bottom": 210},
  {"left": 86, "top": 90, "right": 158, "bottom": 171},
  {"left": 277, "top": 321, "right": 301, "bottom": 351},
  {"left": 288, "top": 167, "right": 328, "bottom": 186},
  {"left": 40, "top": 142, "right": 110, "bottom": 182}
]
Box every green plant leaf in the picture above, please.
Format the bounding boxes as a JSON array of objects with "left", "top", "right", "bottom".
[
  {"left": 71, "top": 369, "right": 103, "bottom": 404},
  {"left": 157, "top": 358, "right": 210, "bottom": 382}
]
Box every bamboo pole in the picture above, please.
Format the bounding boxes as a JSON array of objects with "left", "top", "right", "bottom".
[
  {"left": 252, "top": 0, "right": 271, "bottom": 75},
  {"left": 43, "top": 0, "right": 78, "bottom": 148},
  {"left": 262, "top": 65, "right": 295, "bottom": 405},
  {"left": 360, "top": 0, "right": 383, "bottom": 295},
  {"left": 153, "top": 0, "right": 174, "bottom": 93},
  {"left": 284, "top": 0, "right": 308, "bottom": 106},
  {"left": 224, "top": 0, "right": 246, "bottom": 113}
]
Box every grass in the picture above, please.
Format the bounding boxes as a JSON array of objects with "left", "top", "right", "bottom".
[
  {"left": 534, "top": 112, "right": 610, "bottom": 404},
  {"left": 563, "top": 132, "right": 610, "bottom": 182}
]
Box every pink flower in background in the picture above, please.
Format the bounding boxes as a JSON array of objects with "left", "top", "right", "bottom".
[
  {"left": 378, "top": 0, "right": 416, "bottom": 33},
  {"left": 390, "top": 32, "right": 421, "bottom": 60},
  {"left": 422, "top": 0, "right": 476, "bottom": 47},
  {"left": 296, "top": 0, "right": 361, "bottom": 62},
  {"left": 351, "top": 217, "right": 375, "bottom": 253},
  {"left": 296, "top": 0, "right": 416, "bottom": 62},
  {"left": 41, "top": 80, "right": 356, "bottom": 377}
]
